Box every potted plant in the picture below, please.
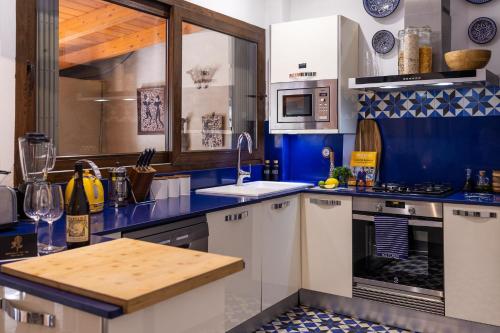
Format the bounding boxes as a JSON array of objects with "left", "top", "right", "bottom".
[{"left": 333, "top": 166, "right": 352, "bottom": 187}]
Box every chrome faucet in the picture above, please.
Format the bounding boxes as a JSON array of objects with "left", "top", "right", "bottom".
[{"left": 236, "top": 132, "right": 253, "bottom": 186}]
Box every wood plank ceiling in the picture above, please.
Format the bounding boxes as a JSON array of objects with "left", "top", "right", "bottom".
[{"left": 59, "top": 0, "right": 201, "bottom": 69}]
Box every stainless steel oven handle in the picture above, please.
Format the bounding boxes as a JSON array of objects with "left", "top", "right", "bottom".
[
  {"left": 0, "top": 298, "right": 55, "bottom": 327},
  {"left": 310, "top": 198, "right": 341, "bottom": 207},
  {"left": 352, "top": 214, "right": 443, "bottom": 228},
  {"left": 453, "top": 209, "right": 497, "bottom": 219},
  {"left": 271, "top": 200, "right": 290, "bottom": 210}
]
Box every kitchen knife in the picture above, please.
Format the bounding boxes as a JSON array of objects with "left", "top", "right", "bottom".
[
  {"left": 146, "top": 148, "right": 156, "bottom": 168},
  {"left": 136, "top": 150, "right": 146, "bottom": 168},
  {"left": 143, "top": 149, "right": 153, "bottom": 168},
  {"left": 141, "top": 149, "right": 150, "bottom": 168}
]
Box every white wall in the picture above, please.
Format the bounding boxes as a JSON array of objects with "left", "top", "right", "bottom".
[
  {"left": 286, "top": 0, "right": 404, "bottom": 76},
  {"left": 0, "top": 0, "right": 16, "bottom": 186},
  {"left": 185, "top": 0, "right": 268, "bottom": 28},
  {"left": 451, "top": 1, "right": 500, "bottom": 75}
]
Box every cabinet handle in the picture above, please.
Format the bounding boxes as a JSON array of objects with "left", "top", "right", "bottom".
[
  {"left": 310, "top": 198, "right": 341, "bottom": 207},
  {"left": 0, "top": 298, "right": 55, "bottom": 327},
  {"left": 271, "top": 201, "right": 290, "bottom": 210},
  {"left": 453, "top": 209, "right": 497, "bottom": 219},
  {"left": 224, "top": 211, "right": 249, "bottom": 222}
]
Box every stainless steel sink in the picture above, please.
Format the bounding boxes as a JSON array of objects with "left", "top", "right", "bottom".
[{"left": 195, "top": 181, "right": 311, "bottom": 197}]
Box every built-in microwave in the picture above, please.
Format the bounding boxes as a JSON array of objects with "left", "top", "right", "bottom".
[{"left": 269, "top": 79, "right": 338, "bottom": 134}]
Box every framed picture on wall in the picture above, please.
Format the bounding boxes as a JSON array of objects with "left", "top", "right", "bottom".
[{"left": 137, "top": 86, "right": 166, "bottom": 135}]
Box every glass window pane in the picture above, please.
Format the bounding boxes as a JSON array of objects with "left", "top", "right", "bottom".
[
  {"left": 181, "top": 22, "right": 257, "bottom": 152},
  {"left": 57, "top": 0, "right": 167, "bottom": 156}
]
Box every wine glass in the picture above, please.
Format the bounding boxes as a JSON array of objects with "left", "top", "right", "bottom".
[
  {"left": 39, "top": 185, "right": 65, "bottom": 255},
  {"left": 23, "top": 182, "right": 51, "bottom": 226}
]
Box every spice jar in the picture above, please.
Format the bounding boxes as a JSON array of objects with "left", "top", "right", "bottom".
[
  {"left": 418, "top": 26, "right": 432, "bottom": 73},
  {"left": 403, "top": 27, "right": 419, "bottom": 74},
  {"left": 397, "top": 29, "right": 405, "bottom": 74}
]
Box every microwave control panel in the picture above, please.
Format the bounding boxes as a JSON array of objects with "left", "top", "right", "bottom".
[{"left": 315, "top": 88, "right": 330, "bottom": 121}]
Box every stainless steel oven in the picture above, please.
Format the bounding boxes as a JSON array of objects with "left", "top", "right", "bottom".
[
  {"left": 352, "top": 197, "right": 444, "bottom": 315},
  {"left": 270, "top": 79, "right": 338, "bottom": 133}
]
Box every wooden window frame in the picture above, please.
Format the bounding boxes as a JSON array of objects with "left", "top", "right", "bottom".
[{"left": 15, "top": 0, "right": 266, "bottom": 184}]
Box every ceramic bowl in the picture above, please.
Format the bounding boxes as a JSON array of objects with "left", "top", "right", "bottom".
[{"left": 444, "top": 49, "right": 491, "bottom": 71}]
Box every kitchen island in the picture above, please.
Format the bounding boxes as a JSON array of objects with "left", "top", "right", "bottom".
[{"left": 0, "top": 238, "right": 243, "bottom": 333}]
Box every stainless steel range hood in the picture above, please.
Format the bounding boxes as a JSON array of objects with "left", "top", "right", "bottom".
[
  {"left": 348, "top": 69, "right": 499, "bottom": 91},
  {"left": 348, "top": 0, "right": 499, "bottom": 91}
]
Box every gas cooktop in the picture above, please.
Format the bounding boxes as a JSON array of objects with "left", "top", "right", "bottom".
[{"left": 372, "top": 182, "right": 454, "bottom": 196}]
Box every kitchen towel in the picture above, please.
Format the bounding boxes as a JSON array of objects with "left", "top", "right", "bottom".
[{"left": 374, "top": 215, "right": 408, "bottom": 260}]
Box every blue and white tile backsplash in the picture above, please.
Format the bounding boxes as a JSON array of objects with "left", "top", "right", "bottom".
[{"left": 358, "top": 85, "right": 500, "bottom": 119}]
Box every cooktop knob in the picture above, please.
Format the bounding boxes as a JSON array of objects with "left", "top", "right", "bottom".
[{"left": 409, "top": 207, "right": 416, "bottom": 215}]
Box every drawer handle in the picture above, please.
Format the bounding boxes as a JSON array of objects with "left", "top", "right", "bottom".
[
  {"left": 225, "top": 211, "right": 249, "bottom": 222},
  {"left": 0, "top": 298, "right": 55, "bottom": 327},
  {"left": 310, "top": 198, "right": 341, "bottom": 207},
  {"left": 271, "top": 201, "right": 290, "bottom": 210},
  {"left": 453, "top": 209, "right": 497, "bottom": 219}
]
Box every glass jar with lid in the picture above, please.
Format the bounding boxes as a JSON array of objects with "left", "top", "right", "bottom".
[
  {"left": 397, "top": 29, "right": 405, "bottom": 74},
  {"left": 418, "top": 26, "right": 432, "bottom": 73},
  {"left": 403, "top": 27, "right": 419, "bottom": 74}
]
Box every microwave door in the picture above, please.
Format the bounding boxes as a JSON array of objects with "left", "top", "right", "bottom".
[{"left": 277, "top": 89, "right": 316, "bottom": 123}]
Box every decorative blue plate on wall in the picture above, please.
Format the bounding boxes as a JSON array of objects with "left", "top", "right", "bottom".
[
  {"left": 372, "top": 30, "right": 395, "bottom": 54},
  {"left": 363, "top": 0, "right": 400, "bottom": 18},
  {"left": 468, "top": 17, "right": 497, "bottom": 44},
  {"left": 465, "top": 0, "right": 492, "bottom": 4}
]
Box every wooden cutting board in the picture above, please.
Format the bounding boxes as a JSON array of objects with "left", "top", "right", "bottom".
[
  {"left": 354, "top": 119, "right": 382, "bottom": 169},
  {"left": 1, "top": 238, "right": 244, "bottom": 314}
]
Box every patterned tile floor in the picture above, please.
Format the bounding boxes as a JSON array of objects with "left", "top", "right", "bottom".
[{"left": 255, "top": 306, "right": 411, "bottom": 333}]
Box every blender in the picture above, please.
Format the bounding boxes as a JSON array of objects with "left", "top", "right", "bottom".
[
  {"left": 17, "top": 133, "right": 56, "bottom": 218},
  {"left": 18, "top": 133, "right": 56, "bottom": 184}
]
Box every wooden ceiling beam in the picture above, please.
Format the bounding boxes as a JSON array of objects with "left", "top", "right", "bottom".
[
  {"left": 59, "top": 4, "right": 144, "bottom": 44},
  {"left": 60, "top": 23, "right": 166, "bottom": 69}
]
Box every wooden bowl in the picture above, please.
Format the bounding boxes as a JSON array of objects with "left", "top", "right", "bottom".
[{"left": 444, "top": 49, "right": 491, "bottom": 71}]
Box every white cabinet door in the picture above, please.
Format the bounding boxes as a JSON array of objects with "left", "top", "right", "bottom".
[
  {"left": 260, "top": 195, "right": 301, "bottom": 310},
  {"left": 301, "top": 194, "right": 352, "bottom": 298},
  {"left": 0, "top": 286, "right": 102, "bottom": 333},
  {"left": 444, "top": 204, "right": 500, "bottom": 326},
  {"left": 206, "top": 205, "right": 261, "bottom": 331},
  {"left": 270, "top": 16, "right": 339, "bottom": 83}
]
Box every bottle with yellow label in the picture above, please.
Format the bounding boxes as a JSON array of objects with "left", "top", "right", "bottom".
[
  {"left": 66, "top": 162, "right": 91, "bottom": 249},
  {"left": 65, "top": 160, "right": 104, "bottom": 213}
]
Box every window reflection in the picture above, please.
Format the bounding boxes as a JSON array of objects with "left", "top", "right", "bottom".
[
  {"left": 181, "top": 22, "right": 257, "bottom": 152},
  {"left": 57, "top": 0, "right": 167, "bottom": 155}
]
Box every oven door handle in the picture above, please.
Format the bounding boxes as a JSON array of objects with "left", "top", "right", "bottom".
[{"left": 352, "top": 214, "right": 442, "bottom": 228}]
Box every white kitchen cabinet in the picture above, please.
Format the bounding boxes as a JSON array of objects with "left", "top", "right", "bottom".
[
  {"left": 0, "top": 286, "right": 102, "bottom": 333},
  {"left": 444, "top": 203, "right": 500, "bottom": 327},
  {"left": 301, "top": 194, "right": 352, "bottom": 298},
  {"left": 259, "top": 195, "right": 301, "bottom": 310},
  {"left": 206, "top": 205, "right": 262, "bottom": 331}
]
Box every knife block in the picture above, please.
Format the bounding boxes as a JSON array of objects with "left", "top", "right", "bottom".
[{"left": 128, "top": 167, "right": 156, "bottom": 203}]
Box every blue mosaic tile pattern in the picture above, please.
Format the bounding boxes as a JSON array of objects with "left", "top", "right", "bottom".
[
  {"left": 255, "top": 306, "right": 411, "bottom": 333},
  {"left": 358, "top": 86, "right": 500, "bottom": 119}
]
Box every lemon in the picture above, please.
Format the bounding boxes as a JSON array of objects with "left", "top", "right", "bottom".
[
  {"left": 323, "top": 184, "right": 336, "bottom": 189},
  {"left": 325, "top": 178, "right": 339, "bottom": 186}
]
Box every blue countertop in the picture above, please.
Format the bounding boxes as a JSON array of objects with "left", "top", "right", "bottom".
[{"left": 0, "top": 185, "right": 498, "bottom": 319}]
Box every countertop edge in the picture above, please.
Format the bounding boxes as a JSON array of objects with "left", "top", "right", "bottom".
[{"left": 0, "top": 271, "right": 123, "bottom": 318}]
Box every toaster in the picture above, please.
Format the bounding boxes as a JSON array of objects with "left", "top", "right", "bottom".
[{"left": 0, "top": 186, "right": 17, "bottom": 226}]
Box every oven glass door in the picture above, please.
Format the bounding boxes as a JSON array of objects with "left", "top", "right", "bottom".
[
  {"left": 277, "top": 88, "right": 316, "bottom": 123},
  {"left": 353, "top": 214, "right": 444, "bottom": 293}
]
